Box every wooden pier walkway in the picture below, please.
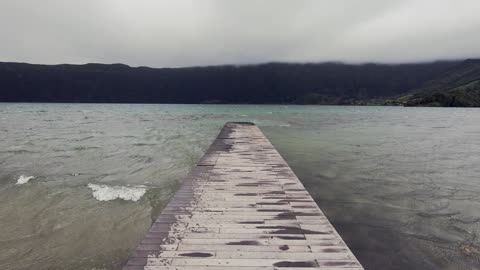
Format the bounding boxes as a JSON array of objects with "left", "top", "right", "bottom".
[{"left": 125, "top": 122, "right": 364, "bottom": 270}]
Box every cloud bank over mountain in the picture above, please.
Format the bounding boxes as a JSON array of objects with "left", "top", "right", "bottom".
[{"left": 1, "top": 0, "right": 479, "bottom": 67}]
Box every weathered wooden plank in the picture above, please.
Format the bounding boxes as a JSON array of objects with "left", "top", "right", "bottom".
[{"left": 124, "top": 122, "right": 364, "bottom": 270}]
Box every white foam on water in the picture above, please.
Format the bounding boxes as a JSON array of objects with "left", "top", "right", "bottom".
[
  {"left": 87, "top": 183, "right": 147, "bottom": 202},
  {"left": 16, "top": 175, "right": 35, "bottom": 185}
]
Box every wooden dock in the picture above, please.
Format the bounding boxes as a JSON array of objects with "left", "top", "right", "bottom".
[{"left": 125, "top": 122, "right": 364, "bottom": 270}]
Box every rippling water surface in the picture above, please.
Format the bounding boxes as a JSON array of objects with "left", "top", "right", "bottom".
[{"left": 1, "top": 103, "right": 479, "bottom": 270}]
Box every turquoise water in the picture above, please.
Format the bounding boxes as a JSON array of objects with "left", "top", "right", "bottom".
[{"left": 1, "top": 104, "right": 480, "bottom": 269}]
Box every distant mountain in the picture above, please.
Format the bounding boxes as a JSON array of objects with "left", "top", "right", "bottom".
[
  {"left": 391, "top": 59, "right": 480, "bottom": 107},
  {"left": 0, "top": 61, "right": 458, "bottom": 104}
]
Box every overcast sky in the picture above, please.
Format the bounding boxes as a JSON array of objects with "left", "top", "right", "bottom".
[{"left": 1, "top": 0, "right": 479, "bottom": 67}]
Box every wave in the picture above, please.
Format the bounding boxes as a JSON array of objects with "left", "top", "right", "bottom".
[
  {"left": 133, "top": 143, "right": 157, "bottom": 146},
  {"left": 87, "top": 183, "right": 147, "bottom": 202},
  {"left": 16, "top": 175, "right": 34, "bottom": 185},
  {"left": 1, "top": 149, "right": 39, "bottom": 154},
  {"left": 75, "top": 136, "right": 95, "bottom": 142},
  {"left": 72, "top": 146, "right": 100, "bottom": 151},
  {"left": 128, "top": 155, "right": 153, "bottom": 163}
]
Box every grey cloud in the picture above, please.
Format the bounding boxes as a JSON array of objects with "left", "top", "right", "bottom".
[{"left": 1, "top": 0, "right": 479, "bottom": 67}]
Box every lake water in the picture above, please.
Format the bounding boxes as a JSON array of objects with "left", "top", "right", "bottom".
[{"left": 1, "top": 103, "right": 480, "bottom": 270}]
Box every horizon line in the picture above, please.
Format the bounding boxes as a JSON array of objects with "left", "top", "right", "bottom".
[{"left": 1, "top": 57, "right": 478, "bottom": 69}]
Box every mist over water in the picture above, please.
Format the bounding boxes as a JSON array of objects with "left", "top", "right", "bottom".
[{"left": 0, "top": 103, "right": 479, "bottom": 269}]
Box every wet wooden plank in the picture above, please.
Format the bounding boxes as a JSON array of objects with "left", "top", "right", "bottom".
[{"left": 124, "top": 122, "right": 364, "bottom": 270}]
